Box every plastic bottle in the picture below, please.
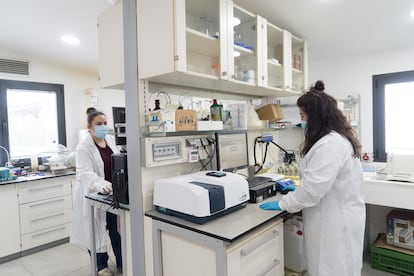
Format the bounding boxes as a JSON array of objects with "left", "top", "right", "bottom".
[{"left": 210, "top": 99, "right": 222, "bottom": 121}]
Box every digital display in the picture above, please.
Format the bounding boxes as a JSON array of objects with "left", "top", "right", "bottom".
[{"left": 215, "top": 130, "right": 249, "bottom": 172}]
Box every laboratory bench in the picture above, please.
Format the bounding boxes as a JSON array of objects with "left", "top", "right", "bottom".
[
  {"left": 0, "top": 170, "right": 75, "bottom": 185},
  {"left": 146, "top": 194, "right": 287, "bottom": 276},
  {"left": 363, "top": 176, "right": 414, "bottom": 254}
]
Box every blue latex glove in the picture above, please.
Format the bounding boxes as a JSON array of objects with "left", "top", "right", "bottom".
[{"left": 259, "top": 200, "right": 282, "bottom": 211}]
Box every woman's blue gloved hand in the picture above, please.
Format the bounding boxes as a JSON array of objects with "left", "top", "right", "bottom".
[{"left": 259, "top": 200, "right": 281, "bottom": 210}]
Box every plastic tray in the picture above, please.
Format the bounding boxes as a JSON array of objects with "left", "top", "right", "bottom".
[{"left": 371, "top": 244, "right": 414, "bottom": 276}]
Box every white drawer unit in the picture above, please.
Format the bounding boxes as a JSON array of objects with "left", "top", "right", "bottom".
[
  {"left": 21, "top": 223, "right": 71, "bottom": 251},
  {"left": 18, "top": 176, "right": 72, "bottom": 204},
  {"left": 227, "top": 220, "right": 284, "bottom": 276},
  {"left": 157, "top": 218, "right": 284, "bottom": 276},
  {"left": 19, "top": 195, "right": 72, "bottom": 221},
  {"left": 17, "top": 175, "right": 74, "bottom": 251},
  {"left": 20, "top": 207, "right": 72, "bottom": 235}
]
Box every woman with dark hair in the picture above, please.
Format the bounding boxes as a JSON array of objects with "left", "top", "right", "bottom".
[
  {"left": 260, "top": 81, "right": 365, "bottom": 276},
  {"left": 71, "top": 109, "right": 122, "bottom": 276}
]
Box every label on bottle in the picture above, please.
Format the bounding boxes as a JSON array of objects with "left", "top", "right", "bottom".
[{"left": 211, "top": 106, "right": 222, "bottom": 121}]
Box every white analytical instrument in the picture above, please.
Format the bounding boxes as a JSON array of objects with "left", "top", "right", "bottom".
[
  {"left": 386, "top": 151, "right": 414, "bottom": 182},
  {"left": 153, "top": 171, "right": 250, "bottom": 224}
]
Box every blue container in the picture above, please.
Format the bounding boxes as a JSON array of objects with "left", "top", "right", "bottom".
[{"left": 0, "top": 167, "right": 10, "bottom": 181}]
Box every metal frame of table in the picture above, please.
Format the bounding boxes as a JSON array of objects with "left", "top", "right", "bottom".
[{"left": 86, "top": 195, "right": 128, "bottom": 276}]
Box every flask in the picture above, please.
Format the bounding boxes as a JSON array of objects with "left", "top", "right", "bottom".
[{"left": 210, "top": 99, "right": 222, "bottom": 121}]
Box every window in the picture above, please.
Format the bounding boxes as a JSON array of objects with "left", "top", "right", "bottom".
[
  {"left": 0, "top": 80, "right": 66, "bottom": 164},
  {"left": 372, "top": 70, "right": 414, "bottom": 162}
]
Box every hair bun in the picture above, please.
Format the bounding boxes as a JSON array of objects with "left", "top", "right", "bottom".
[
  {"left": 86, "top": 107, "right": 97, "bottom": 115},
  {"left": 314, "top": 80, "right": 325, "bottom": 92}
]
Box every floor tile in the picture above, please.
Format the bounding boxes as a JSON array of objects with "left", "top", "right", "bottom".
[
  {"left": 63, "top": 265, "right": 92, "bottom": 276},
  {"left": 19, "top": 243, "right": 90, "bottom": 276},
  {"left": 0, "top": 259, "right": 32, "bottom": 276}
]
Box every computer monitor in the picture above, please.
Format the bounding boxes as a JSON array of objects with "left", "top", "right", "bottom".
[
  {"left": 215, "top": 130, "right": 249, "bottom": 172},
  {"left": 112, "top": 107, "right": 126, "bottom": 146}
]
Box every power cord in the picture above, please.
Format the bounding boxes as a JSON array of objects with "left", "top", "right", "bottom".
[{"left": 253, "top": 135, "right": 296, "bottom": 174}]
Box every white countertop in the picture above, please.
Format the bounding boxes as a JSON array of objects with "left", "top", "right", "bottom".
[
  {"left": 146, "top": 194, "right": 286, "bottom": 243},
  {"left": 364, "top": 176, "right": 414, "bottom": 210}
]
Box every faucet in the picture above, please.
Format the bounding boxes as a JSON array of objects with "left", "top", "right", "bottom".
[{"left": 0, "top": 146, "right": 11, "bottom": 167}]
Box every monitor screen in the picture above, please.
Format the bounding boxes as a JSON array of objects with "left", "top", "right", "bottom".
[
  {"left": 112, "top": 107, "right": 126, "bottom": 146},
  {"left": 215, "top": 130, "right": 249, "bottom": 172}
]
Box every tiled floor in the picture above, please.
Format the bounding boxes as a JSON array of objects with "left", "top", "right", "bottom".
[{"left": 0, "top": 242, "right": 398, "bottom": 276}]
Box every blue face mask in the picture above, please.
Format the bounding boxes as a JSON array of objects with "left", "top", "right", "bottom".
[
  {"left": 300, "top": 121, "right": 307, "bottom": 130},
  {"left": 94, "top": 125, "right": 108, "bottom": 139}
]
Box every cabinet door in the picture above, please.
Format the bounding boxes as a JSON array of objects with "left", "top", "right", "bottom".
[
  {"left": 179, "top": 0, "right": 224, "bottom": 79},
  {"left": 227, "top": 220, "right": 284, "bottom": 276},
  {"left": 0, "top": 185, "right": 21, "bottom": 257},
  {"left": 138, "top": 0, "right": 224, "bottom": 81},
  {"left": 229, "top": 3, "right": 259, "bottom": 86},
  {"left": 261, "top": 18, "right": 284, "bottom": 91},
  {"left": 284, "top": 31, "right": 307, "bottom": 93},
  {"left": 98, "top": 1, "right": 124, "bottom": 89}
]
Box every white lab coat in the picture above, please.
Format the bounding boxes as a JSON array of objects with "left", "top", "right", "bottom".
[
  {"left": 279, "top": 132, "right": 365, "bottom": 276},
  {"left": 70, "top": 133, "right": 120, "bottom": 253}
]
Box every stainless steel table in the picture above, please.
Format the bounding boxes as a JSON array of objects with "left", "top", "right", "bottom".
[{"left": 85, "top": 194, "right": 129, "bottom": 276}]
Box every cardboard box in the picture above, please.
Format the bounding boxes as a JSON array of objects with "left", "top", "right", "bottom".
[
  {"left": 255, "top": 104, "right": 284, "bottom": 122},
  {"left": 386, "top": 209, "right": 414, "bottom": 250},
  {"left": 175, "top": 110, "right": 197, "bottom": 131}
]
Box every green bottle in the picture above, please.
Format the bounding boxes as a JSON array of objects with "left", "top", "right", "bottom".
[{"left": 210, "top": 99, "right": 222, "bottom": 121}]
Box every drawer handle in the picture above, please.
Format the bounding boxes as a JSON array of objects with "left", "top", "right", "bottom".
[
  {"left": 30, "top": 212, "right": 65, "bottom": 222},
  {"left": 29, "top": 198, "right": 65, "bottom": 208},
  {"left": 28, "top": 184, "right": 63, "bottom": 192},
  {"left": 257, "top": 259, "right": 280, "bottom": 276},
  {"left": 31, "top": 226, "right": 66, "bottom": 238},
  {"left": 240, "top": 230, "right": 279, "bottom": 257}
]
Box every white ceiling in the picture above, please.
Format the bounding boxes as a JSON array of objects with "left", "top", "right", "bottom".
[{"left": 1, "top": 0, "right": 414, "bottom": 75}]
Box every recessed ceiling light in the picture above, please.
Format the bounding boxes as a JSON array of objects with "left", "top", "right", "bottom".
[
  {"left": 233, "top": 17, "right": 241, "bottom": 26},
  {"left": 234, "top": 51, "right": 241, "bottom": 57},
  {"left": 410, "top": 9, "right": 414, "bottom": 18},
  {"left": 61, "top": 35, "right": 80, "bottom": 45}
]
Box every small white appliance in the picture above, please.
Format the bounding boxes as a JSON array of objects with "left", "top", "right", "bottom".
[
  {"left": 153, "top": 171, "right": 249, "bottom": 224},
  {"left": 386, "top": 151, "right": 414, "bottom": 182}
]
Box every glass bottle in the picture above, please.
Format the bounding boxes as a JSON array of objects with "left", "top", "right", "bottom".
[{"left": 210, "top": 99, "right": 222, "bottom": 121}]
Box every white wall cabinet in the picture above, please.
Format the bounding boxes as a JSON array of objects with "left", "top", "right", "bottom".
[
  {"left": 0, "top": 184, "right": 21, "bottom": 258},
  {"left": 17, "top": 176, "right": 73, "bottom": 251},
  {"left": 98, "top": 0, "right": 307, "bottom": 96},
  {"left": 261, "top": 21, "right": 307, "bottom": 94},
  {"left": 160, "top": 219, "right": 284, "bottom": 276},
  {"left": 97, "top": 0, "right": 124, "bottom": 89}
]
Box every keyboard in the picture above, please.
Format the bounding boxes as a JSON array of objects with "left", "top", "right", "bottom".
[
  {"left": 100, "top": 194, "right": 113, "bottom": 203},
  {"left": 247, "top": 176, "right": 273, "bottom": 188}
]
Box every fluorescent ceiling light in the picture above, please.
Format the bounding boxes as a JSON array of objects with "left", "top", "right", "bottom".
[
  {"left": 234, "top": 51, "right": 241, "bottom": 57},
  {"left": 233, "top": 17, "right": 241, "bottom": 26},
  {"left": 411, "top": 9, "right": 414, "bottom": 18},
  {"left": 61, "top": 35, "right": 80, "bottom": 45}
]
